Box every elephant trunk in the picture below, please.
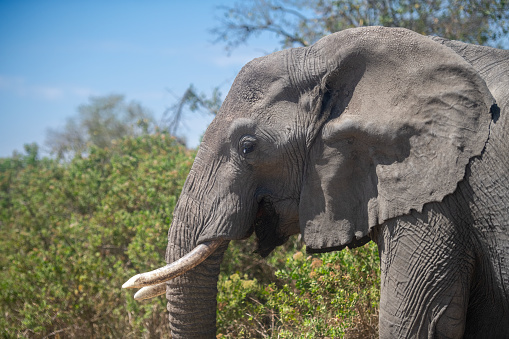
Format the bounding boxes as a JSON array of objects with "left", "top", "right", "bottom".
[
  {"left": 166, "top": 244, "right": 228, "bottom": 338},
  {"left": 123, "top": 196, "right": 230, "bottom": 337},
  {"left": 164, "top": 197, "right": 230, "bottom": 338}
]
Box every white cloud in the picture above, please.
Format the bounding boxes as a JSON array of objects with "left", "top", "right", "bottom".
[
  {"left": 70, "top": 86, "right": 96, "bottom": 98},
  {"left": 0, "top": 75, "right": 95, "bottom": 101},
  {"left": 33, "top": 85, "right": 64, "bottom": 100},
  {"left": 0, "top": 75, "right": 27, "bottom": 96},
  {"left": 76, "top": 40, "right": 142, "bottom": 54}
]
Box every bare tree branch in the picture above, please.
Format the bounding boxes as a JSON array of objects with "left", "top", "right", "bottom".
[
  {"left": 212, "top": 0, "right": 509, "bottom": 51},
  {"left": 162, "top": 85, "right": 222, "bottom": 137}
]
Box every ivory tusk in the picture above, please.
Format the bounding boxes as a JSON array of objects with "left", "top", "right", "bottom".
[
  {"left": 122, "top": 239, "right": 223, "bottom": 289},
  {"left": 133, "top": 282, "right": 167, "bottom": 300}
]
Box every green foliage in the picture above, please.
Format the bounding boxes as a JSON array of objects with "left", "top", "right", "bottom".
[
  {"left": 217, "top": 237, "right": 380, "bottom": 338},
  {"left": 1, "top": 135, "right": 381, "bottom": 338},
  {"left": 0, "top": 134, "right": 193, "bottom": 338},
  {"left": 213, "top": 0, "right": 509, "bottom": 50}
]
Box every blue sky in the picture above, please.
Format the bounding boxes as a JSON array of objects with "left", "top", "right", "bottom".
[
  {"left": 2, "top": 2, "right": 507, "bottom": 158},
  {"left": 0, "top": 0, "right": 279, "bottom": 157}
]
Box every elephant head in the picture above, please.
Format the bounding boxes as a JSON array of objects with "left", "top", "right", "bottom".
[{"left": 123, "top": 27, "right": 495, "bottom": 337}]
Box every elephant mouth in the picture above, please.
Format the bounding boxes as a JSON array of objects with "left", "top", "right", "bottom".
[{"left": 254, "top": 199, "right": 288, "bottom": 257}]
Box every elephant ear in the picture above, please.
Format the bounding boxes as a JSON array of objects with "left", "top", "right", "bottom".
[{"left": 299, "top": 27, "right": 494, "bottom": 252}]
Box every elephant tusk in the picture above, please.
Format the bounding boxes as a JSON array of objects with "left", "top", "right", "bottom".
[
  {"left": 122, "top": 239, "right": 223, "bottom": 289},
  {"left": 133, "top": 282, "right": 167, "bottom": 300}
]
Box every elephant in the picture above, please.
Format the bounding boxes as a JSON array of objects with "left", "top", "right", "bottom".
[{"left": 123, "top": 26, "right": 509, "bottom": 338}]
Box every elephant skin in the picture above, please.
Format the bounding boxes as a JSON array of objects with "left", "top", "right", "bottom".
[{"left": 139, "top": 27, "right": 509, "bottom": 338}]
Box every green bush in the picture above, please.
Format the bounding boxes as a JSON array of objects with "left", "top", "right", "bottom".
[
  {"left": 0, "top": 134, "right": 193, "bottom": 338},
  {"left": 0, "top": 136, "right": 380, "bottom": 338},
  {"left": 217, "top": 237, "right": 380, "bottom": 338}
]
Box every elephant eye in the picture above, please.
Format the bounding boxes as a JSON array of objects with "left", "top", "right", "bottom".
[{"left": 239, "top": 136, "right": 256, "bottom": 156}]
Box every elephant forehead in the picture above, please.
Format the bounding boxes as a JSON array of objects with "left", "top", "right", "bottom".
[{"left": 223, "top": 54, "right": 293, "bottom": 108}]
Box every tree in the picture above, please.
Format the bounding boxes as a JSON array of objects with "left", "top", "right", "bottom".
[
  {"left": 46, "top": 94, "right": 154, "bottom": 159},
  {"left": 0, "top": 134, "right": 194, "bottom": 337},
  {"left": 162, "top": 85, "right": 222, "bottom": 136},
  {"left": 167, "top": 0, "right": 507, "bottom": 136},
  {"left": 212, "top": 0, "right": 509, "bottom": 50}
]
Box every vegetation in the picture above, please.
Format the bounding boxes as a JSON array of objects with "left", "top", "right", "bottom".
[
  {"left": 213, "top": 0, "right": 509, "bottom": 50},
  {"left": 218, "top": 238, "right": 380, "bottom": 338},
  {"left": 0, "top": 134, "right": 193, "bottom": 337},
  {"left": 163, "top": 85, "right": 223, "bottom": 136},
  {"left": 0, "top": 134, "right": 379, "bottom": 338},
  {"left": 45, "top": 95, "right": 155, "bottom": 160},
  {"left": 170, "top": 0, "right": 509, "bottom": 133},
  {"left": 8, "top": 1, "right": 505, "bottom": 336}
]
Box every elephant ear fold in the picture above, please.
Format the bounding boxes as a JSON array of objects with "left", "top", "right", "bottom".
[{"left": 299, "top": 29, "right": 494, "bottom": 252}]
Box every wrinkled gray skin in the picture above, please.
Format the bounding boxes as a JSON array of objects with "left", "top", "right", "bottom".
[{"left": 164, "top": 27, "right": 509, "bottom": 338}]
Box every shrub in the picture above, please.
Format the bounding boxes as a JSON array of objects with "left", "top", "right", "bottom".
[
  {"left": 0, "top": 136, "right": 380, "bottom": 338},
  {"left": 218, "top": 237, "right": 380, "bottom": 338},
  {"left": 0, "top": 134, "right": 193, "bottom": 338}
]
